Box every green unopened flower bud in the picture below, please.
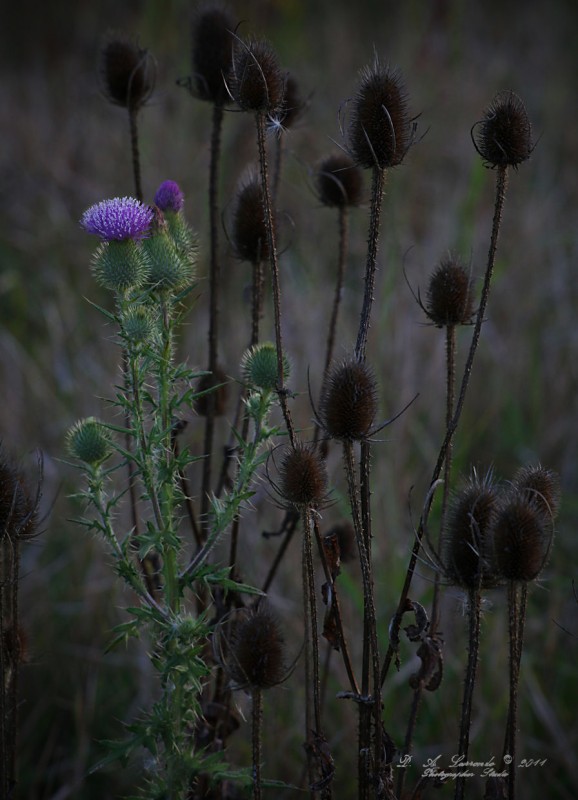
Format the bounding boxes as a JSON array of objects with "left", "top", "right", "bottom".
[
  {"left": 241, "top": 342, "right": 290, "bottom": 391},
  {"left": 67, "top": 417, "right": 112, "bottom": 465},
  {"left": 143, "top": 231, "right": 193, "bottom": 291},
  {"left": 91, "top": 240, "right": 150, "bottom": 292},
  {"left": 121, "top": 305, "right": 156, "bottom": 344}
]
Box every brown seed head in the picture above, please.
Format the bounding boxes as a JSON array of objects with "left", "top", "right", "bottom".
[
  {"left": 231, "top": 173, "right": 269, "bottom": 264},
  {"left": 473, "top": 90, "right": 533, "bottom": 169},
  {"left": 279, "top": 444, "right": 328, "bottom": 509},
  {"left": 425, "top": 255, "right": 474, "bottom": 327},
  {"left": 230, "top": 37, "right": 285, "bottom": 114},
  {"left": 278, "top": 74, "right": 305, "bottom": 129},
  {"left": 512, "top": 464, "right": 560, "bottom": 519},
  {"left": 191, "top": 3, "right": 235, "bottom": 104},
  {"left": 320, "top": 358, "right": 378, "bottom": 441},
  {"left": 316, "top": 153, "right": 363, "bottom": 208},
  {"left": 348, "top": 63, "right": 413, "bottom": 170},
  {"left": 227, "top": 605, "right": 286, "bottom": 690},
  {"left": 99, "top": 33, "right": 156, "bottom": 111},
  {"left": 442, "top": 470, "right": 499, "bottom": 590},
  {"left": 493, "top": 496, "right": 552, "bottom": 582},
  {"left": 195, "top": 367, "right": 229, "bottom": 417}
]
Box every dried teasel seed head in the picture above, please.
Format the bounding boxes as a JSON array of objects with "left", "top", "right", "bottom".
[
  {"left": 225, "top": 604, "right": 287, "bottom": 691},
  {"left": 493, "top": 495, "right": 553, "bottom": 582},
  {"left": 473, "top": 90, "right": 533, "bottom": 169},
  {"left": 0, "top": 449, "right": 37, "bottom": 541},
  {"left": 319, "top": 358, "right": 378, "bottom": 441},
  {"left": 511, "top": 464, "right": 560, "bottom": 519},
  {"left": 191, "top": 3, "right": 235, "bottom": 105},
  {"left": 425, "top": 255, "right": 475, "bottom": 327},
  {"left": 195, "top": 367, "right": 229, "bottom": 417},
  {"left": 279, "top": 444, "right": 328, "bottom": 509},
  {"left": 99, "top": 33, "right": 156, "bottom": 111},
  {"left": 66, "top": 417, "right": 112, "bottom": 466},
  {"left": 231, "top": 173, "right": 269, "bottom": 264},
  {"left": 442, "top": 469, "right": 499, "bottom": 590},
  {"left": 316, "top": 153, "right": 363, "bottom": 208},
  {"left": 348, "top": 62, "right": 413, "bottom": 170},
  {"left": 229, "top": 36, "right": 285, "bottom": 114},
  {"left": 241, "top": 342, "right": 290, "bottom": 392}
]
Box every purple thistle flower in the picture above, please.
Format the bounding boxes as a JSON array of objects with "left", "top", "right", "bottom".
[
  {"left": 81, "top": 197, "right": 154, "bottom": 241},
  {"left": 154, "top": 180, "right": 184, "bottom": 213}
]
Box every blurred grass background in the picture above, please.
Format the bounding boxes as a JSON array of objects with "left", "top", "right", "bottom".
[{"left": 1, "top": 0, "right": 577, "bottom": 797}]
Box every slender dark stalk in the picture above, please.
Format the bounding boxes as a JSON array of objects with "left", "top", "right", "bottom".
[
  {"left": 201, "top": 102, "right": 226, "bottom": 536},
  {"left": 255, "top": 112, "right": 296, "bottom": 447},
  {"left": 128, "top": 107, "right": 143, "bottom": 202},
  {"left": 355, "top": 167, "right": 386, "bottom": 363},
  {"left": 381, "top": 165, "right": 510, "bottom": 687},
  {"left": 502, "top": 581, "right": 527, "bottom": 800},
  {"left": 343, "top": 440, "right": 381, "bottom": 800},
  {"left": 261, "top": 512, "right": 300, "bottom": 594},
  {"left": 455, "top": 587, "right": 482, "bottom": 800},
  {"left": 252, "top": 687, "right": 263, "bottom": 800}
]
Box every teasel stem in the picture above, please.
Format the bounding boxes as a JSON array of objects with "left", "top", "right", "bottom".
[
  {"left": 255, "top": 112, "right": 296, "bottom": 447},
  {"left": 128, "top": 107, "right": 143, "bottom": 202},
  {"left": 315, "top": 205, "right": 349, "bottom": 457},
  {"left": 0, "top": 529, "right": 19, "bottom": 795},
  {"left": 261, "top": 511, "right": 300, "bottom": 594},
  {"left": 397, "top": 324, "right": 456, "bottom": 799},
  {"left": 201, "top": 102, "right": 226, "bottom": 538},
  {"left": 252, "top": 687, "right": 263, "bottom": 800},
  {"left": 343, "top": 440, "right": 380, "bottom": 800},
  {"left": 502, "top": 581, "right": 527, "bottom": 800},
  {"left": 251, "top": 259, "right": 264, "bottom": 347},
  {"left": 355, "top": 166, "right": 386, "bottom": 363},
  {"left": 381, "top": 165, "right": 510, "bottom": 687},
  {"left": 455, "top": 586, "right": 483, "bottom": 800}
]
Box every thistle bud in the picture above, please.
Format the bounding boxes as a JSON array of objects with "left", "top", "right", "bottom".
[
  {"left": 231, "top": 174, "right": 269, "bottom": 264},
  {"left": 143, "top": 226, "right": 193, "bottom": 291},
  {"left": 226, "top": 605, "right": 287, "bottom": 690},
  {"left": 493, "top": 496, "right": 552, "bottom": 582},
  {"left": 121, "top": 305, "right": 156, "bottom": 345},
  {"left": 279, "top": 444, "right": 328, "bottom": 509},
  {"left": 442, "top": 470, "right": 499, "bottom": 590},
  {"left": 319, "top": 358, "right": 378, "bottom": 441},
  {"left": 91, "top": 240, "right": 151, "bottom": 293},
  {"left": 191, "top": 3, "right": 235, "bottom": 105},
  {"left": 67, "top": 417, "right": 112, "bottom": 466},
  {"left": 348, "top": 62, "right": 413, "bottom": 170},
  {"left": 473, "top": 90, "right": 533, "bottom": 169},
  {"left": 229, "top": 37, "right": 285, "bottom": 114},
  {"left": 316, "top": 153, "right": 363, "bottom": 208},
  {"left": 99, "top": 33, "right": 156, "bottom": 111},
  {"left": 241, "top": 342, "right": 289, "bottom": 392},
  {"left": 425, "top": 255, "right": 474, "bottom": 327}
]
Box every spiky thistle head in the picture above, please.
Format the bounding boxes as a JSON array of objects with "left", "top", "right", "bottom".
[
  {"left": 81, "top": 197, "right": 154, "bottom": 242},
  {"left": 278, "top": 444, "right": 328, "bottom": 509},
  {"left": 222, "top": 604, "right": 287, "bottom": 691},
  {"left": 99, "top": 33, "right": 156, "bottom": 111},
  {"left": 316, "top": 153, "right": 363, "bottom": 208},
  {"left": 66, "top": 417, "right": 112, "bottom": 466},
  {"left": 441, "top": 469, "right": 500, "bottom": 590},
  {"left": 191, "top": 3, "right": 235, "bottom": 104},
  {"left": 348, "top": 61, "right": 413, "bottom": 170},
  {"left": 319, "top": 358, "right": 378, "bottom": 441},
  {"left": 229, "top": 36, "right": 285, "bottom": 114},
  {"left": 231, "top": 173, "right": 269, "bottom": 264},
  {"left": 472, "top": 90, "right": 533, "bottom": 169},
  {"left": 425, "top": 254, "right": 475, "bottom": 327},
  {"left": 154, "top": 180, "right": 185, "bottom": 213},
  {"left": 241, "top": 342, "right": 290, "bottom": 392}
]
